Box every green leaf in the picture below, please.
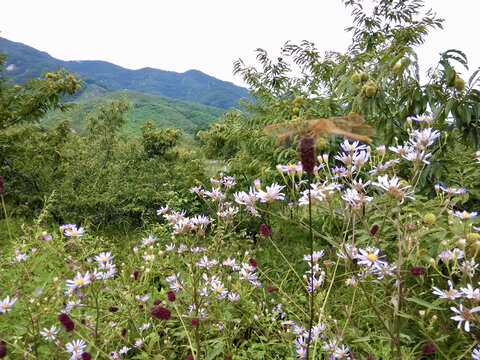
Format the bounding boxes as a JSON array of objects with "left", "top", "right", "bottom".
[{"left": 406, "top": 297, "right": 446, "bottom": 310}]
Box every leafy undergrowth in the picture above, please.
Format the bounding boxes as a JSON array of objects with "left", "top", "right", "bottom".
[{"left": 1, "top": 117, "right": 480, "bottom": 360}]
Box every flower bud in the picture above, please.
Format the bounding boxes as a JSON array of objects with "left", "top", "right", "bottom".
[
  {"left": 419, "top": 310, "right": 426, "bottom": 317},
  {"left": 299, "top": 135, "right": 316, "bottom": 174}
]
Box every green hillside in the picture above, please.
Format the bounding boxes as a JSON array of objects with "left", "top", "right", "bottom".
[
  {"left": 0, "top": 38, "right": 250, "bottom": 109},
  {"left": 42, "top": 88, "right": 225, "bottom": 134}
]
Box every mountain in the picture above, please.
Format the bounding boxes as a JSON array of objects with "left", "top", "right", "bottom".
[
  {"left": 42, "top": 88, "right": 225, "bottom": 134},
  {"left": 0, "top": 38, "right": 249, "bottom": 109}
]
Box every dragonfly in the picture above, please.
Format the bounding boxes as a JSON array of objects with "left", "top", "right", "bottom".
[{"left": 264, "top": 113, "right": 375, "bottom": 147}]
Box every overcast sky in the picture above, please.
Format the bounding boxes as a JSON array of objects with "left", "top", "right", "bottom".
[{"left": 0, "top": 0, "right": 478, "bottom": 87}]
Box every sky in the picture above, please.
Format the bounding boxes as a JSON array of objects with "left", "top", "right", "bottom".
[{"left": 0, "top": 0, "right": 478, "bottom": 87}]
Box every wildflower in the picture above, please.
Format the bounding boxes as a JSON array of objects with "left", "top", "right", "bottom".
[
  {"left": 432, "top": 280, "right": 462, "bottom": 300},
  {"left": 121, "top": 328, "right": 127, "bottom": 337},
  {"left": 165, "top": 243, "right": 176, "bottom": 252},
  {"left": 454, "top": 211, "right": 478, "bottom": 220},
  {"left": 439, "top": 186, "right": 467, "bottom": 195},
  {"left": 228, "top": 292, "right": 240, "bottom": 301},
  {"left": 119, "top": 346, "right": 130, "bottom": 354},
  {"left": 370, "top": 224, "right": 379, "bottom": 237},
  {"left": 420, "top": 342, "right": 435, "bottom": 354},
  {"left": 81, "top": 353, "right": 92, "bottom": 360},
  {"left": 266, "top": 285, "right": 275, "bottom": 293},
  {"left": 333, "top": 345, "right": 350, "bottom": 358},
  {"left": 451, "top": 303, "right": 480, "bottom": 332},
  {"left": 204, "top": 187, "right": 226, "bottom": 202},
  {"left": 409, "top": 127, "right": 440, "bottom": 149},
  {"left": 473, "top": 348, "right": 480, "bottom": 360},
  {"left": 389, "top": 144, "right": 413, "bottom": 157},
  {"left": 340, "top": 139, "right": 367, "bottom": 153},
  {"left": 0, "top": 341, "right": 6, "bottom": 359},
  {"left": 58, "top": 312, "right": 75, "bottom": 332},
  {"left": 134, "top": 338, "right": 145, "bottom": 348},
  {"left": 142, "top": 253, "right": 155, "bottom": 262},
  {"left": 249, "top": 258, "right": 258, "bottom": 267},
  {"left": 0, "top": 296, "right": 17, "bottom": 313},
  {"left": 410, "top": 266, "right": 426, "bottom": 275},
  {"left": 12, "top": 249, "right": 28, "bottom": 262},
  {"left": 196, "top": 255, "right": 218, "bottom": 270},
  {"left": 109, "top": 307, "right": 119, "bottom": 313},
  {"left": 352, "top": 150, "right": 370, "bottom": 166},
  {"left": 356, "top": 247, "right": 388, "bottom": 268},
  {"left": 64, "top": 225, "right": 85, "bottom": 237},
  {"left": 222, "top": 258, "right": 240, "bottom": 270},
  {"left": 40, "top": 325, "right": 60, "bottom": 340},
  {"left": 156, "top": 205, "right": 169, "bottom": 215},
  {"left": 94, "top": 252, "right": 114, "bottom": 264},
  {"left": 39, "top": 231, "right": 52, "bottom": 241},
  {"left": 299, "top": 135, "right": 316, "bottom": 173},
  {"left": 370, "top": 263, "right": 397, "bottom": 280},
  {"left": 256, "top": 183, "right": 285, "bottom": 203},
  {"left": 66, "top": 339, "right": 86, "bottom": 354},
  {"left": 460, "top": 284, "right": 480, "bottom": 301},
  {"left": 306, "top": 274, "right": 324, "bottom": 292},
  {"left": 260, "top": 224, "right": 271, "bottom": 237},
  {"left": 167, "top": 291, "right": 176, "bottom": 302},
  {"left": 150, "top": 306, "right": 171, "bottom": 320},
  {"left": 66, "top": 271, "right": 91, "bottom": 290},
  {"left": 438, "top": 249, "right": 464, "bottom": 262},
  {"left": 372, "top": 174, "right": 414, "bottom": 203},
  {"left": 211, "top": 280, "right": 228, "bottom": 299},
  {"left": 407, "top": 114, "right": 433, "bottom": 124},
  {"left": 141, "top": 235, "right": 157, "bottom": 245}
]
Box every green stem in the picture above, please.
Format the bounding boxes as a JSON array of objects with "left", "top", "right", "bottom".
[{"left": 1, "top": 194, "right": 12, "bottom": 242}]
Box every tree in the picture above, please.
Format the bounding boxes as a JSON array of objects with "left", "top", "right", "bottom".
[{"left": 0, "top": 53, "right": 83, "bottom": 129}]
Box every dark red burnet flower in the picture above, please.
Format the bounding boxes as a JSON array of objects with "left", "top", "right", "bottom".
[
  {"left": 266, "top": 285, "right": 275, "bottom": 293},
  {"left": 0, "top": 340, "right": 6, "bottom": 358},
  {"left": 150, "top": 305, "right": 171, "bottom": 320},
  {"left": 421, "top": 342, "right": 435, "bottom": 355},
  {"left": 108, "top": 306, "right": 119, "bottom": 313},
  {"left": 81, "top": 352, "right": 92, "bottom": 360},
  {"left": 187, "top": 355, "right": 194, "bottom": 360},
  {"left": 248, "top": 258, "right": 258, "bottom": 267},
  {"left": 58, "top": 312, "right": 75, "bottom": 332},
  {"left": 167, "top": 290, "right": 176, "bottom": 302},
  {"left": 411, "top": 266, "right": 426, "bottom": 276},
  {"left": 190, "top": 318, "right": 198, "bottom": 327},
  {"left": 299, "top": 135, "right": 316, "bottom": 174},
  {"left": 260, "top": 224, "right": 271, "bottom": 237},
  {"left": 133, "top": 270, "right": 139, "bottom": 280},
  {"left": 370, "top": 224, "right": 379, "bottom": 237},
  {"left": 154, "top": 299, "right": 162, "bottom": 306},
  {"left": 121, "top": 328, "right": 127, "bottom": 337}
]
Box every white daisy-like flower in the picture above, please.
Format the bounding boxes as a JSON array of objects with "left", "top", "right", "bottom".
[
  {"left": 256, "top": 183, "right": 285, "bottom": 203},
  {"left": 453, "top": 211, "right": 478, "bottom": 220},
  {"left": 94, "top": 252, "right": 114, "bottom": 264},
  {"left": 65, "top": 271, "right": 91, "bottom": 290},
  {"left": 40, "top": 325, "right": 60, "bottom": 340},
  {"left": 356, "top": 247, "right": 388, "bottom": 268},
  {"left": 432, "top": 280, "right": 462, "bottom": 300},
  {"left": 372, "top": 174, "right": 414, "bottom": 203},
  {"left": 340, "top": 139, "right": 367, "bottom": 153},
  {"left": 134, "top": 338, "right": 145, "bottom": 348},
  {"left": 65, "top": 339, "right": 86, "bottom": 354},
  {"left": 460, "top": 284, "right": 480, "bottom": 301},
  {"left": 450, "top": 303, "right": 480, "bottom": 332}
]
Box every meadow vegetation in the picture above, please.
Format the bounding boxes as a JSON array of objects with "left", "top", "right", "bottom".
[{"left": 1, "top": 0, "right": 480, "bottom": 359}]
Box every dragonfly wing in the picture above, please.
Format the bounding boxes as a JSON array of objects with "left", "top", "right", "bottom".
[{"left": 264, "top": 120, "right": 312, "bottom": 147}]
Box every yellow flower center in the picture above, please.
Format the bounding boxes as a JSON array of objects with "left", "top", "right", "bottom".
[
  {"left": 367, "top": 252, "right": 378, "bottom": 262},
  {"left": 75, "top": 278, "right": 84, "bottom": 286}
]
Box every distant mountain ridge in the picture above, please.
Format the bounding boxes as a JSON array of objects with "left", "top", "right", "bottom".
[{"left": 0, "top": 37, "right": 249, "bottom": 109}]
